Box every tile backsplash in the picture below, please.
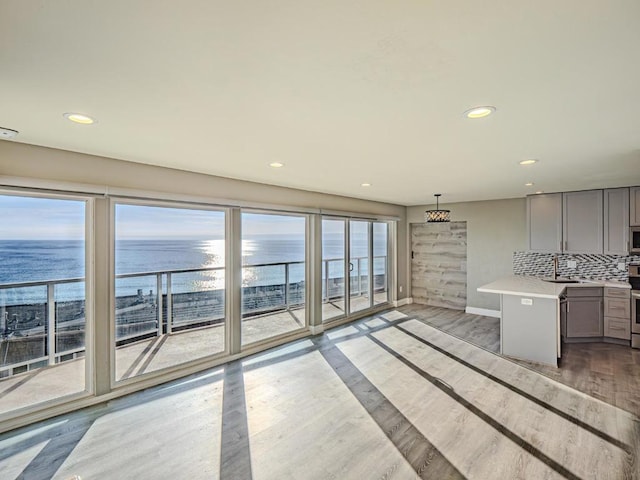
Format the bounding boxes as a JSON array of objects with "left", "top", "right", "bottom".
[{"left": 513, "top": 252, "right": 640, "bottom": 281}]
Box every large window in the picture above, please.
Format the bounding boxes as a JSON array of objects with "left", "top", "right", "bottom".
[
  {"left": 0, "top": 186, "right": 394, "bottom": 427},
  {"left": 114, "top": 203, "right": 226, "bottom": 381},
  {"left": 241, "top": 212, "right": 306, "bottom": 345},
  {"left": 0, "top": 193, "right": 88, "bottom": 415}
]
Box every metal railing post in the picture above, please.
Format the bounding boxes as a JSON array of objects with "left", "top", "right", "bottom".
[
  {"left": 156, "top": 273, "right": 163, "bottom": 336},
  {"left": 166, "top": 272, "right": 173, "bottom": 334},
  {"left": 284, "top": 263, "right": 290, "bottom": 309},
  {"left": 47, "top": 283, "right": 56, "bottom": 366}
]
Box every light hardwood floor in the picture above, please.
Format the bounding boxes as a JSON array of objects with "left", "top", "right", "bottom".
[
  {"left": 401, "top": 304, "right": 640, "bottom": 417},
  {"left": 0, "top": 295, "right": 383, "bottom": 415},
  {"left": 0, "top": 305, "right": 638, "bottom": 479}
]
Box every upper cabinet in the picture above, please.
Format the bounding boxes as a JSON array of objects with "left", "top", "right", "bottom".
[
  {"left": 631, "top": 187, "right": 640, "bottom": 226},
  {"left": 604, "top": 188, "right": 629, "bottom": 255},
  {"left": 527, "top": 193, "right": 562, "bottom": 252},
  {"left": 563, "top": 190, "right": 603, "bottom": 254},
  {"left": 528, "top": 187, "right": 637, "bottom": 254}
]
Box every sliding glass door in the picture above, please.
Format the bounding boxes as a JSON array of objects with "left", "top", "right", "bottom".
[
  {"left": 322, "top": 217, "right": 390, "bottom": 322},
  {"left": 373, "top": 222, "right": 389, "bottom": 305},
  {"left": 349, "top": 220, "right": 371, "bottom": 314},
  {"left": 321, "top": 218, "right": 346, "bottom": 322}
]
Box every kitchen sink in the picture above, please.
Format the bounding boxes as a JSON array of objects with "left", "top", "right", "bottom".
[{"left": 542, "top": 278, "right": 581, "bottom": 283}]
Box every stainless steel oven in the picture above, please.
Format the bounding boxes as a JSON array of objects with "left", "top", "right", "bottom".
[
  {"left": 631, "top": 227, "right": 640, "bottom": 254},
  {"left": 630, "top": 264, "right": 640, "bottom": 348}
]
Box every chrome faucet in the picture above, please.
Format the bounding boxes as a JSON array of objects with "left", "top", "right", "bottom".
[{"left": 552, "top": 254, "right": 559, "bottom": 280}]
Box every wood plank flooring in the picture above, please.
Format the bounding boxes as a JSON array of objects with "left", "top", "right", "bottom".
[
  {"left": 401, "top": 304, "right": 501, "bottom": 353},
  {"left": 0, "top": 295, "right": 383, "bottom": 417},
  {"left": 400, "top": 304, "right": 640, "bottom": 418},
  {"left": 0, "top": 305, "right": 638, "bottom": 479}
]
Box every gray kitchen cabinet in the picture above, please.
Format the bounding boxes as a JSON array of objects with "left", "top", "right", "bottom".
[
  {"left": 631, "top": 186, "right": 640, "bottom": 226},
  {"left": 562, "top": 190, "right": 603, "bottom": 254},
  {"left": 604, "top": 188, "right": 629, "bottom": 255},
  {"left": 604, "top": 287, "right": 631, "bottom": 340},
  {"left": 526, "top": 193, "right": 562, "bottom": 252},
  {"left": 565, "top": 287, "right": 603, "bottom": 339}
]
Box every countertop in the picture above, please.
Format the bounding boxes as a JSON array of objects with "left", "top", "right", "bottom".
[{"left": 477, "top": 275, "right": 631, "bottom": 299}]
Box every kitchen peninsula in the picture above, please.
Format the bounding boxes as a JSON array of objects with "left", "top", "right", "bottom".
[
  {"left": 478, "top": 276, "right": 631, "bottom": 367},
  {"left": 478, "top": 276, "right": 565, "bottom": 367}
]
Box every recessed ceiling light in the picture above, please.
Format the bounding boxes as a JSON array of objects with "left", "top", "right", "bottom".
[
  {"left": 525, "top": 182, "right": 534, "bottom": 186},
  {"left": 0, "top": 127, "right": 19, "bottom": 139},
  {"left": 535, "top": 191, "right": 544, "bottom": 194},
  {"left": 63, "top": 113, "right": 95, "bottom": 125},
  {"left": 361, "top": 183, "right": 372, "bottom": 187},
  {"left": 519, "top": 159, "right": 538, "bottom": 166},
  {"left": 269, "top": 162, "right": 284, "bottom": 168},
  {"left": 464, "top": 106, "right": 496, "bottom": 119}
]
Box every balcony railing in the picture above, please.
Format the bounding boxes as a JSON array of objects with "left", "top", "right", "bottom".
[
  {"left": 323, "top": 255, "right": 388, "bottom": 301},
  {"left": 0, "top": 256, "right": 387, "bottom": 377}
]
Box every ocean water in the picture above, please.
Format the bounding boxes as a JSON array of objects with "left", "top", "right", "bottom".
[{"left": 0, "top": 234, "right": 386, "bottom": 305}]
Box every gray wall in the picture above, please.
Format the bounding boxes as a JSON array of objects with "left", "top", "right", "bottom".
[
  {"left": 0, "top": 141, "right": 409, "bottom": 300},
  {"left": 407, "top": 198, "right": 526, "bottom": 310}
]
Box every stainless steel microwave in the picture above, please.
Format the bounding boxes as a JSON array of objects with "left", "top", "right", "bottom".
[{"left": 632, "top": 227, "right": 640, "bottom": 254}]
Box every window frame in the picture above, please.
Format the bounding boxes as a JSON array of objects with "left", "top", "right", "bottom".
[
  {"left": 0, "top": 188, "right": 95, "bottom": 421},
  {"left": 109, "top": 197, "right": 230, "bottom": 388},
  {"left": 0, "top": 181, "right": 398, "bottom": 431},
  {"left": 239, "top": 208, "right": 310, "bottom": 349}
]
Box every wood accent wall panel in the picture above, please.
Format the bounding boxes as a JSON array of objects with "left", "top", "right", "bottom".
[{"left": 411, "top": 221, "right": 467, "bottom": 310}]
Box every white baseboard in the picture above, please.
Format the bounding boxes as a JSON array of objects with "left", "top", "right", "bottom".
[
  {"left": 309, "top": 325, "right": 324, "bottom": 335},
  {"left": 393, "top": 297, "right": 413, "bottom": 308},
  {"left": 465, "top": 306, "right": 501, "bottom": 318}
]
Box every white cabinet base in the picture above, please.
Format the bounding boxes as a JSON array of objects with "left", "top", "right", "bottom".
[{"left": 501, "top": 295, "right": 558, "bottom": 367}]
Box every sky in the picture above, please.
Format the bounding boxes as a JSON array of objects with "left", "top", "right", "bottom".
[
  {"left": 0, "top": 196, "right": 386, "bottom": 240},
  {"left": 116, "top": 204, "right": 226, "bottom": 239},
  {"left": 0, "top": 196, "right": 307, "bottom": 240},
  {"left": 0, "top": 195, "right": 85, "bottom": 240}
]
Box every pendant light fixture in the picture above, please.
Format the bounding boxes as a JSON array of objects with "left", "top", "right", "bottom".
[{"left": 425, "top": 194, "right": 451, "bottom": 223}]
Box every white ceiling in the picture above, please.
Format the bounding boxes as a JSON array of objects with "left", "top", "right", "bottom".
[{"left": 1, "top": 1, "right": 639, "bottom": 206}]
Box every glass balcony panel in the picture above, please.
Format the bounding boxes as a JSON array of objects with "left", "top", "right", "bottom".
[
  {"left": 170, "top": 270, "right": 225, "bottom": 355},
  {"left": 115, "top": 274, "right": 159, "bottom": 344},
  {"left": 55, "top": 281, "right": 86, "bottom": 358},
  {"left": 0, "top": 286, "right": 47, "bottom": 372}
]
